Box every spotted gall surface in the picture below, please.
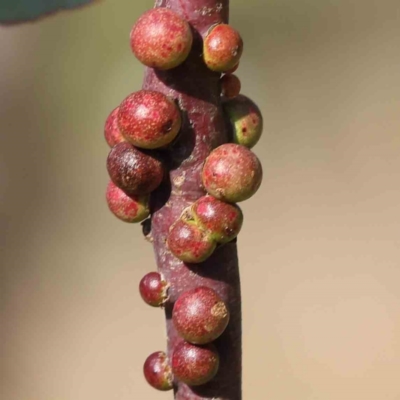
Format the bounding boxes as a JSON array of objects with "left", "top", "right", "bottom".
[
  {"left": 143, "top": 351, "right": 173, "bottom": 391},
  {"left": 105, "top": 181, "right": 149, "bottom": 223},
  {"left": 139, "top": 272, "right": 169, "bottom": 307},
  {"left": 167, "top": 219, "right": 216, "bottom": 263},
  {"left": 172, "top": 342, "right": 220, "bottom": 386},
  {"left": 223, "top": 94, "right": 263, "bottom": 148},
  {"left": 118, "top": 90, "right": 181, "bottom": 149},
  {"left": 203, "top": 24, "right": 243, "bottom": 72},
  {"left": 173, "top": 286, "right": 230, "bottom": 344},
  {"left": 191, "top": 195, "right": 243, "bottom": 243},
  {"left": 104, "top": 107, "right": 125, "bottom": 148},
  {"left": 130, "top": 8, "right": 193, "bottom": 70},
  {"left": 202, "top": 143, "right": 262, "bottom": 203}
]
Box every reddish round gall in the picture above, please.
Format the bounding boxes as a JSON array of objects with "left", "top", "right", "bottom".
[
  {"left": 223, "top": 94, "right": 263, "bottom": 148},
  {"left": 173, "top": 286, "right": 229, "bottom": 345},
  {"left": 192, "top": 195, "right": 243, "bottom": 243},
  {"left": 107, "top": 142, "right": 164, "bottom": 195},
  {"left": 203, "top": 24, "right": 243, "bottom": 72},
  {"left": 202, "top": 143, "right": 262, "bottom": 203},
  {"left": 106, "top": 181, "right": 149, "bottom": 223},
  {"left": 139, "top": 272, "right": 169, "bottom": 307},
  {"left": 220, "top": 74, "right": 241, "bottom": 99},
  {"left": 167, "top": 219, "right": 216, "bottom": 264},
  {"left": 143, "top": 351, "right": 173, "bottom": 391},
  {"left": 172, "top": 342, "right": 219, "bottom": 386},
  {"left": 118, "top": 90, "right": 181, "bottom": 149},
  {"left": 104, "top": 107, "right": 125, "bottom": 148},
  {"left": 130, "top": 8, "right": 193, "bottom": 70}
]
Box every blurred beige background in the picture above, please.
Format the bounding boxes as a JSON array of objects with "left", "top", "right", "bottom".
[{"left": 1, "top": 0, "right": 400, "bottom": 399}]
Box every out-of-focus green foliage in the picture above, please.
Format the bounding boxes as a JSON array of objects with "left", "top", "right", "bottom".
[{"left": 0, "top": 0, "right": 95, "bottom": 23}]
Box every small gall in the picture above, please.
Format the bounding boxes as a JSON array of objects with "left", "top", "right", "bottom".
[
  {"left": 203, "top": 24, "right": 243, "bottom": 72},
  {"left": 106, "top": 181, "right": 149, "bottom": 223},
  {"left": 223, "top": 94, "right": 263, "bottom": 148},
  {"left": 139, "top": 272, "right": 169, "bottom": 307},
  {"left": 202, "top": 143, "right": 263, "bottom": 203},
  {"left": 106, "top": 142, "right": 164, "bottom": 195},
  {"left": 167, "top": 219, "right": 216, "bottom": 264},
  {"left": 130, "top": 8, "right": 193, "bottom": 70},
  {"left": 173, "top": 286, "right": 230, "bottom": 344},
  {"left": 118, "top": 90, "right": 181, "bottom": 149},
  {"left": 220, "top": 74, "right": 241, "bottom": 99},
  {"left": 191, "top": 195, "right": 243, "bottom": 244},
  {"left": 143, "top": 351, "right": 173, "bottom": 391},
  {"left": 172, "top": 342, "right": 219, "bottom": 386}
]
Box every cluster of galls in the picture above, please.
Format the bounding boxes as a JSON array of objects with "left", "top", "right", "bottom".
[
  {"left": 167, "top": 109, "right": 263, "bottom": 263},
  {"left": 141, "top": 283, "right": 228, "bottom": 389},
  {"left": 104, "top": 6, "right": 264, "bottom": 393},
  {"left": 167, "top": 195, "right": 244, "bottom": 263},
  {"left": 105, "top": 88, "right": 181, "bottom": 222}
]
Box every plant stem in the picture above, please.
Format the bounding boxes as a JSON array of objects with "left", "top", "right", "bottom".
[{"left": 143, "top": 1, "right": 241, "bottom": 399}]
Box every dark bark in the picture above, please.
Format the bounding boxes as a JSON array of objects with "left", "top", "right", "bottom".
[{"left": 143, "top": 1, "right": 241, "bottom": 399}]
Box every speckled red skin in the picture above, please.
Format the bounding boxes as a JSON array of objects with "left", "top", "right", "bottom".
[
  {"left": 106, "top": 181, "right": 149, "bottom": 223},
  {"left": 104, "top": 107, "right": 125, "bottom": 148},
  {"left": 139, "top": 272, "right": 169, "bottom": 307},
  {"left": 141, "top": 1, "right": 242, "bottom": 399},
  {"left": 167, "top": 219, "right": 216, "bottom": 264},
  {"left": 172, "top": 342, "right": 219, "bottom": 386},
  {"left": 143, "top": 351, "right": 173, "bottom": 391},
  {"left": 203, "top": 24, "right": 243, "bottom": 72},
  {"left": 223, "top": 94, "right": 263, "bottom": 148},
  {"left": 173, "top": 286, "right": 229, "bottom": 345},
  {"left": 118, "top": 90, "right": 181, "bottom": 149},
  {"left": 220, "top": 74, "right": 241, "bottom": 99},
  {"left": 106, "top": 142, "right": 164, "bottom": 195},
  {"left": 191, "top": 195, "right": 243, "bottom": 243},
  {"left": 202, "top": 143, "right": 262, "bottom": 203},
  {"left": 131, "top": 8, "right": 193, "bottom": 70}
]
